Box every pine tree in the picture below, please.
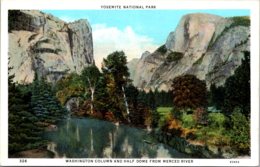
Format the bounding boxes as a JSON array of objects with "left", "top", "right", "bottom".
[
  {"left": 31, "top": 78, "right": 66, "bottom": 124},
  {"left": 94, "top": 75, "right": 110, "bottom": 115},
  {"left": 8, "top": 69, "right": 44, "bottom": 155},
  {"left": 209, "top": 84, "right": 225, "bottom": 110},
  {"left": 224, "top": 51, "right": 250, "bottom": 116}
]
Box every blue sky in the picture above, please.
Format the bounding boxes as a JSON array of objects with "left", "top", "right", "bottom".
[{"left": 43, "top": 10, "right": 249, "bottom": 67}]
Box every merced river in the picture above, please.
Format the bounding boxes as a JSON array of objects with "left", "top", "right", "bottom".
[{"left": 44, "top": 117, "right": 189, "bottom": 158}]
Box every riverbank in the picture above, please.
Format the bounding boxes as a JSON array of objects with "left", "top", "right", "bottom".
[
  {"left": 9, "top": 121, "right": 60, "bottom": 158},
  {"left": 10, "top": 116, "right": 249, "bottom": 159},
  {"left": 10, "top": 149, "right": 54, "bottom": 158},
  {"left": 152, "top": 129, "right": 250, "bottom": 158},
  {"left": 74, "top": 115, "right": 249, "bottom": 158}
]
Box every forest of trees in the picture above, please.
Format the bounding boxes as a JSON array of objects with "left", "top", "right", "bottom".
[
  {"left": 55, "top": 51, "right": 171, "bottom": 126},
  {"left": 8, "top": 51, "right": 250, "bottom": 156},
  {"left": 8, "top": 70, "right": 67, "bottom": 155},
  {"left": 162, "top": 51, "right": 250, "bottom": 154}
]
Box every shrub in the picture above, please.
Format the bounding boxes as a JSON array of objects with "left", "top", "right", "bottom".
[
  {"left": 159, "top": 111, "right": 173, "bottom": 128},
  {"left": 166, "top": 52, "right": 183, "bottom": 62},
  {"left": 208, "top": 113, "right": 227, "bottom": 129},
  {"left": 181, "top": 113, "right": 196, "bottom": 128},
  {"left": 156, "top": 45, "right": 167, "bottom": 54},
  {"left": 157, "top": 107, "right": 173, "bottom": 127},
  {"left": 181, "top": 128, "right": 196, "bottom": 140},
  {"left": 229, "top": 107, "right": 250, "bottom": 154},
  {"left": 206, "top": 129, "right": 231, "bottom": 146},
  {"left": 230, "top": 16, "right": 250, "bottom": 27},
  {"left": 161, "top": 116, "right": 183, "bottom": 136}
]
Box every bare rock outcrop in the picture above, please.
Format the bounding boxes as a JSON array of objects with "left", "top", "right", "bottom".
[{"left": 8, "top": 10, "right": 94, "bottom": 83}]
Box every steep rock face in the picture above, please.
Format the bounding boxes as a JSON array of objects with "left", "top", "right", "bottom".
[
  {"left": 8, "top": 10, "right": 94, "bottom": 83},
  {"left": 129, "top": 50, "right": 167, "bottom": 90},
  {"left": 129, "top": 13, "right": 250, "bottom": 91}
]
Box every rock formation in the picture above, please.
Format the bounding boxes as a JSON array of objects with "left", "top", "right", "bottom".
[
  {"left": 8, "top": 10, "right": 94, "bottom": 83},
  {"left": 128, "top": 13, "right": 250, "bottom": 91}
]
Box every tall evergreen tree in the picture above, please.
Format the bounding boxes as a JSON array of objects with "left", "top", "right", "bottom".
[
  {"left": 209, "top": 84, "right": 225, "bottom": 110},
  {"left": 224, "top": 51, "right": 250, "bottom": 116},
  {"left": 94, "top": 75, "right": 110, "bottom": 115},
  {"left": 31, "top": 77, "right": 66, "bottom": 123},
  {"left": 8, "top": 69, "right": 44, "bottom": 155}
]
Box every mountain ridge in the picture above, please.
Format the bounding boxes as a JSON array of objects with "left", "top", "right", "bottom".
[{"left": 128, "top": 13, "right": 250, "bottom": 91}]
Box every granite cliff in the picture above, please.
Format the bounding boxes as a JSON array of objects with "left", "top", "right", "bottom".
[
  {"left": 128, "top": 13, "right": 250, "bottom": 91},
  {"left": 8, "top": 10, "right": 94, "bottom": 83}
]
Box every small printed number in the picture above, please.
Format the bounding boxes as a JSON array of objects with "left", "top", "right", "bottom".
[
  {"left": 20, "top": 159, "right": 27, "bottom": 163},
  {"left": 230, "top": 160, "right": 239, "bottom": 163}
]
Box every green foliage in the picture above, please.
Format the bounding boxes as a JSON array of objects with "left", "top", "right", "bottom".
[
  {"left": 156, "top": 45, "right": 167, "bottom": 54},
  {"left": 31, "top": 78, "right": 67, "bottom": 123},
  {"left": 150, "top": 110, "right": 160, "bottom": 128},
  {"left": 208, "top": 113, "right": 227, "bottom": 129},
  {"left": 81, "top": 65, "right": 101, "bottom": 113},
  {"left": 195, "top": 126, "right": 230, "bottom": 146},
  {"left": 154, "top": 89, "right": 172, "bottom": 107},
  {"left": 94, "top": 75, "right": 110, "bottom": 114},
  {"left": 166, "top": 52, "right": 183, "bottom": 62},
  {"left": 230, "top": 16, "right": 250, "bottom": 27},
  {"left": 138, "top": 90, "right": 172, "bottom": 109},
  {"left": 224, "top": 51, "right": 250, "bottom": 116},
  {"left": 193, "top": 53, "right": 205, "bottom": 66},
  {"left": 209, "top": 84, "right": 225, "bottom": 110},
  {"left": 181, "top": 113, "right": 196, "bottom": 128},
  {"left": 125, "top": 84, "right": 139, "bottom": 107},
  {"left": 157, "top": 107, "right": 172, "bottom": 127},
  {"left": 55, "top": 73, "right": 84, "bottom": 105},
  {"left": 125, "top": 85, "right": 155, "bottom": 127},
  {"left": 102, "top": 51, "right": 130, "bottom": 88},
  {"left": 8, "top": 69, "right": 45, "bottom": 154},
  {"left": 157, "top": 107, "right": 172, "bottom": 114},
  {"left": 129, "top": 103, "right": 152, "bottom": 126},
  {"left": 229, "top": 107, "right": 250, "bottom": 154},
  {"left": 81, "top": 65, "right": 101, "bottom": 89},
  {"left": 102, "top": 51, "right": 130, "bottom": 121},
  {"left": 172, "top": 75, "right": 207, "bottom": 109}
]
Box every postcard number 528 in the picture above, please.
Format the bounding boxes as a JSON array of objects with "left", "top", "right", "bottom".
[{"left": 19, "top": 159, "right": 27, "bottom": 163}]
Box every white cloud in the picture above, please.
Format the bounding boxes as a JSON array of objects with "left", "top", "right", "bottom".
[{"left": 92, "top": 24, "right": 158, "bottom": 69}]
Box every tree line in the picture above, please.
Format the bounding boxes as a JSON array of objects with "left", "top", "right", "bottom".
[{"left": 8, "top": 50, "right": 250, "bottom": 156}]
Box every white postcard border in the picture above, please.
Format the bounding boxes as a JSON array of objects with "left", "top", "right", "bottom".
[{"left": 1, "top": 0, "right": 259, "bottom": 166}]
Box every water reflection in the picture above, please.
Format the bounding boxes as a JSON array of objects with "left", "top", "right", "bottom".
[{"left": 45, "top": 118, "right": 188, "bottom": 158}]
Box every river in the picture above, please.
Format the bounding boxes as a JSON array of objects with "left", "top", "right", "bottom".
[{"left": 44, "top": 117, "right": 189, "bottom": 158}]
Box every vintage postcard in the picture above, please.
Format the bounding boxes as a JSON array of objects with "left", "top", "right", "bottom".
[{"left": 0, "top": 0, "right": 259, "bottom": 166}]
